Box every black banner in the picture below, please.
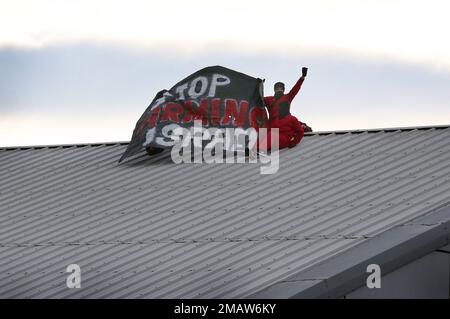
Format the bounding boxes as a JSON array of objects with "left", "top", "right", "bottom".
[{"left": 119, "top": 66, "right": 268, "bottom": 162}]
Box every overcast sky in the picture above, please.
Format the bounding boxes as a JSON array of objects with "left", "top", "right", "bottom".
[{"left": 1, "top": 0, "right": 449, "bottom": 146}]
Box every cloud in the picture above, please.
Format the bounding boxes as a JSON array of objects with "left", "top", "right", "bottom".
[
  {"left": 0, "top": 43, "right": 449, "bottom": 147},
  {"left": 1, "top": 0, "right": 450, "bottom": 70},
  {"left": 0, "top": 112, "right": 136, "bottom": 147}
]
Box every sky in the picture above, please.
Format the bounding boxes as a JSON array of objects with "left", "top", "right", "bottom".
[{"left": 1, "top": 0, "right": 450, "bottom": 147}]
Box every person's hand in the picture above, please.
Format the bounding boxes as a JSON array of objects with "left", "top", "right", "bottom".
[
  {"left": 302, "top": 67, "right": 308, "bottom": 77},
  {"left": 302, "top": 123, "right": 313, "bottom": 132}
]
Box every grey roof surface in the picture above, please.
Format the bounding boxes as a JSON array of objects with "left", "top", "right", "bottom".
[{"left": 0, "top": 125, "right": 449, "bottom": 298}]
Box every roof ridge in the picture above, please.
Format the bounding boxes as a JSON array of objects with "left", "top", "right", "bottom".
[
  {"left": 0, "top": 124, "right": 449, "bottom": 150},
  {"left": 305, "top": 124, "right": 450, "bottom": 136}
]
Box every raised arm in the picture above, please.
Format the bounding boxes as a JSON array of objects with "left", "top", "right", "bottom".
[
  {"left": 286, "top": 67, "right": 308, "bottom": 102},
  {"left": 286, "top": 76, "right": 305, "bottom": 102}
]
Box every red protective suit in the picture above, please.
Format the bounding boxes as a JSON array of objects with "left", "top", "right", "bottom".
[
  {"left": 258, "top": 76, "right": 306, "bottom": 151},
  {"left": 258, "top": 114, "right": 304, "bottom": 151},
  {"left": 263, "top": 77, "right": 304, "bottom": 120}
]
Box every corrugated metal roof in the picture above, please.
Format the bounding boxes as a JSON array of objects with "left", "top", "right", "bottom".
[{"left": 1, "top": 125, "right": 449, "bottom": 298}]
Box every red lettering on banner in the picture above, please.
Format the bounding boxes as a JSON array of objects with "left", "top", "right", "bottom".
[
  {"left": 143, "top": 98, "right": 264, "bottom": 129},
  {"left": 147, "top": 106, "right": 162, "bottom": 127},
  {"left": 160, "top": 102, "right": 183, "bottom": 122},
  {"left": 182, "top": 99, "right": 209, "bottom": 125},
  {"left": 222, "top": 99, "right": 249, "bottom": 127},
  {"left": 181, "top": 100, "right": 193, "bottom": 123},
  {"left": 136, "top": 106, "right": 161, "bottom": 135},
  {"left": 210, "top": 98, "right": 221, "bottom": 126}
]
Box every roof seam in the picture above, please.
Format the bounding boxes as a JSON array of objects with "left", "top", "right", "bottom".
[
  {"left": 403, "top": 222, "right": 446, "bottom": 226},
  {"left": 0, "top": 236, "right": 369, "bottom": 247},
  {"left": 281, "top": 278, "right": 326, "bottom": 283},
  {"left": 1, "top": 125, "right": 448, "bottom": 151}
]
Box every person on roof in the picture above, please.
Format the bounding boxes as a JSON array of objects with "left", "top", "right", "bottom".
[
  {"left": 258, "top": 67, "right": 311, "bottom": 152},
  {"left": 263, "top": 67, "right": 312, "bottom": 133},
  {"left": 258, "top": 101, "right": 305, "bottom": 151}
]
